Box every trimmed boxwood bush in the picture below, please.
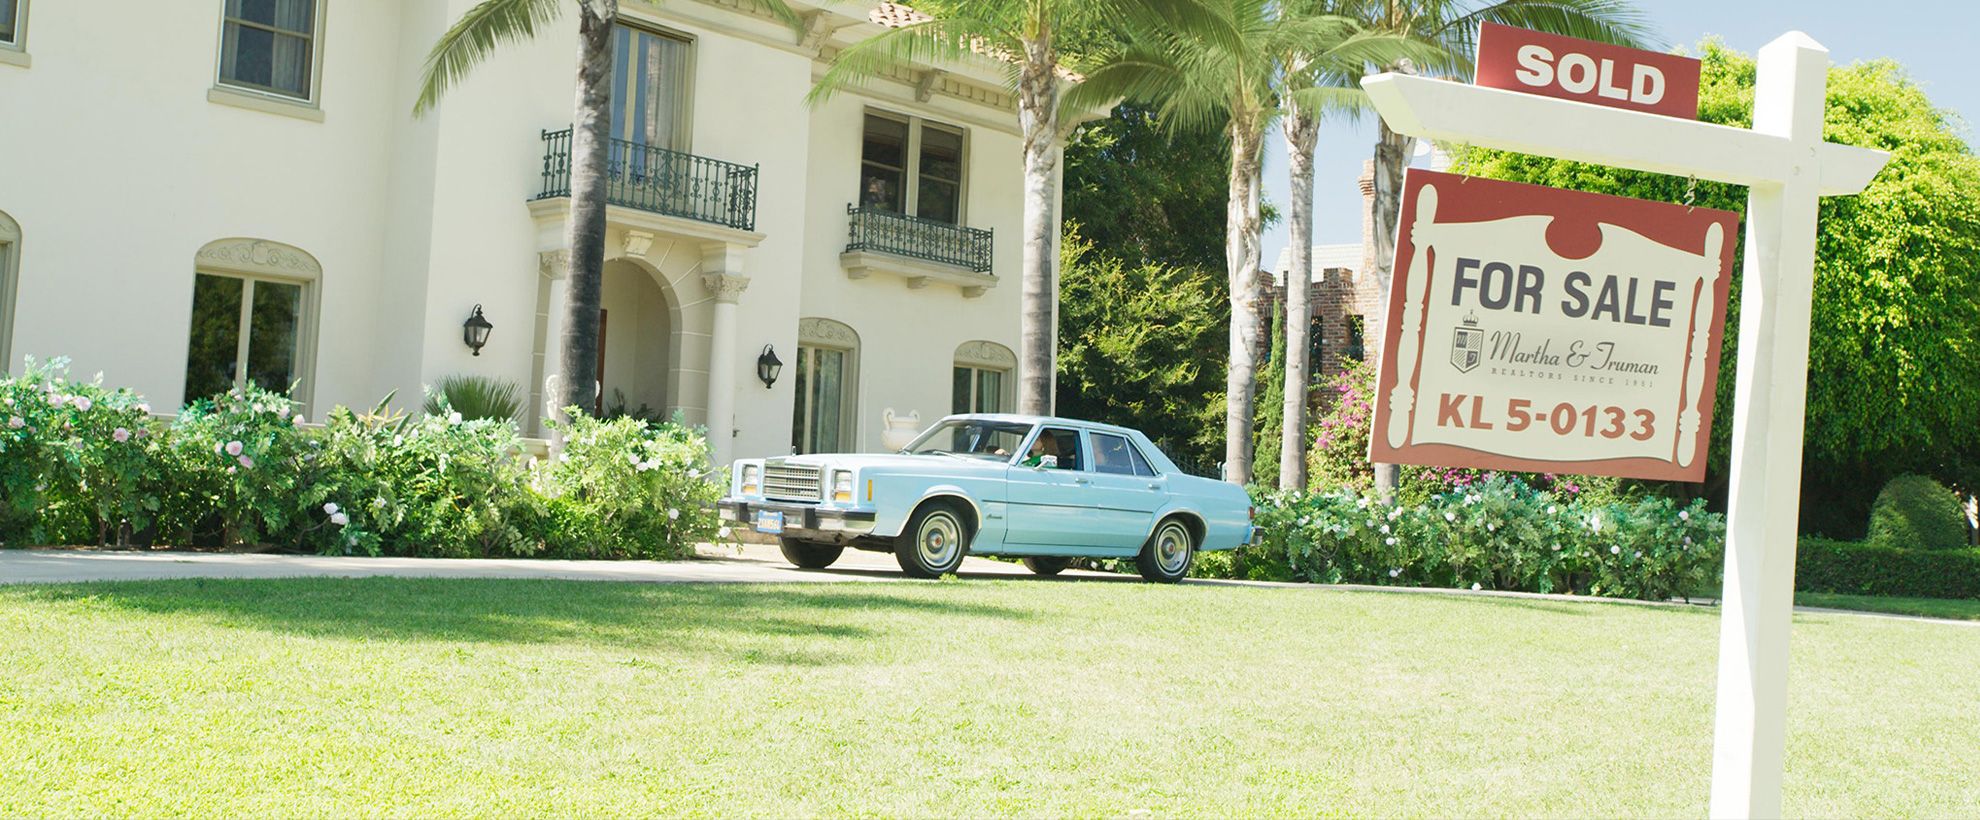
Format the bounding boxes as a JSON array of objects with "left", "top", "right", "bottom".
[
  {"left": 1867, "top": 474, "right": 1971, "bottom": 550},
  {"left": 1796, "top": 537, "right": 1980, "bottom": 599}
]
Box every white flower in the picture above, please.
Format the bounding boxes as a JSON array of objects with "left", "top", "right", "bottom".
[
  {"left": 1633, "top": 551, "right": 1642, "bottom": 559},
  {"left": 224, "top": 440, "right": 244, "bottom": 457},
  {"left": 293, "top": 414, "right": 306, "bottom": 426},
  {"left": 1609, "top": 545, "right": 1621, "bottom": 555},
  {"left": 718, "top": 526, "right": 732, "bottom": 538},
  {"left": 1384, "top": 537, "right": 1397, "bottom": 546},
  {"left": 330, "top": 512, "right": 349, "bottom": 526},
  {"left": 1551, "top": 543, "right": 1562, "bottom": 551},
  {"left": 628, "top": 453, "right": 643, "bottom": 465},
  {"left": 372, "top": 497, "right": 387, "bottom": 509},
  {"left": 1486, "top": 523, "right": 1496, "bottom": 533},
  {"left": 1387, "top": 507, "right": 1402, "bottom": 520},
  {"left": 323, "top": 502, "right": 341, "bottom": 515},
  {"left": 1444, "top": 512, "right": 1457, "bottom": 523},
  {"left": 1471, "top": 583, "right": 1482, "bottom": 591},
  {"left": 1589, "top": 513, "right": 1602, "bottom": 532},
  {"left": 1380, "top": 524, "right": 1390, "bottom": 535},
  {"left": 1388, "top": 567, "right": 1402, "bottom": 578},
  {"left": 1547, "top": 505, "right": 1559, "bottom": 515},
  {"left": 1679, "top": 509, "right": 1691, "bottom": 521},
  {"left": 448, "top": 411, "right": 463, "bottom": 425},
  {"left": 6, "top": 416, "right": 21, "bottom": 429},
  {"left": 72, "top": 396, "right": 92, "bottom": 412},
  {"left": 1357, "top": 497, "right": 1370, "bottom": 509},
  {"left": 667, "top": 508, "right": 680, "bottom": 520},
  {"left": 136, "top": 403, "right": 150, "bottom": 415}
]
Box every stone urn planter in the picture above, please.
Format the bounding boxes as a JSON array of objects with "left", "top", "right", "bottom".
[{"left": 880, "top": 408, "right": 922, "bottom": 452}]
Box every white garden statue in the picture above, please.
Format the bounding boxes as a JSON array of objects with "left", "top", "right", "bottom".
[{"left": 880, "top": 408, "right": 921, "bottom": 452}]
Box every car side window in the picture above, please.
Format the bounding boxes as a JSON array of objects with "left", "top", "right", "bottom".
[
  {"left": 1020, "top": 427, "right": 1084, "bottom": 471},
  {"left": 1124, "top": 439, "right": 1157, "bottom": 477},
  {"left": 1091, "top": 432, "right": 1146, "bottom": 476}
]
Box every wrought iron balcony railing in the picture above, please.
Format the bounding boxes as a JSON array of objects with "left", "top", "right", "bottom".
[
  {"left": 534, "top": 128, "right": 759, "bottom": 232},
  {"left": 844, "top": 205, "right": 994, "bottom": 274}
]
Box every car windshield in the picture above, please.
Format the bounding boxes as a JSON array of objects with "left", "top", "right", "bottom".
[{"left": 903, "top": 419, "right": 1035, "bottom": 461}]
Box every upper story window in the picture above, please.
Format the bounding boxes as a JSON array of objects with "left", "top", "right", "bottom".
[
  {"left": 0, "top": 0, "right": 24, "bottom": 48},
  {"left": 860, "top": 112, "right": 966, "bottom": 224},
  {"left": 218, "top": 0, "right": 318, "bottom": 101},
  {"left": 610, "top": 24, "right": 692, "bottom": 151}
]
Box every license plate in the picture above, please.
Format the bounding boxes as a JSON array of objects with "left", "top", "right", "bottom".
[{"left": 754, "top": 510, "right": 785, "bottom": 534}]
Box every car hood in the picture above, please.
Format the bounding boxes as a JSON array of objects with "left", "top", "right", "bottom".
[{"left": 767, "top": 453, "right": 1006, "bottom": 473}]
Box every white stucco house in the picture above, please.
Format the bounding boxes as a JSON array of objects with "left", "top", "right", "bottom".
[{"left": 0, "top": 0, "right": 1050, "bottom": 467}]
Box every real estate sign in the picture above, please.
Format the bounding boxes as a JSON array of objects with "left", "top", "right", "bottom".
[{"left": 1368, "top": 169, "right": 1738, "bottom": 481}]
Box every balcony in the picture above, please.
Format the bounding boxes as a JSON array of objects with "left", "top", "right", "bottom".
[
  {"left": 534, "top": 128, "right": 758, "bottom": 232},
  {"left": 841, "top": 205, "right": 996, "bottom": 297}
]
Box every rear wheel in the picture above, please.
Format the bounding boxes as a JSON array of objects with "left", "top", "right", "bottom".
[
  {"left": 1135, "top": 519, "right": 1195, "bottom": 583},
  {"left": 779, "top": 538, "right": 844, "bottom": 570},
  {"left": 895, "top": 502, "right": 970, "bottom": 578},
  {"left": 1021, "top": 556, "right": 1073, "bottom": 576}
]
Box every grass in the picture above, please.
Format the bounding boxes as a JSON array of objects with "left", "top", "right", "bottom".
[
  {"left": 2, "top": 579, "right": 1976, "bottom": 817},
  {"left": 1797, "top": 591, "right": 1980, "bottom": 621}
]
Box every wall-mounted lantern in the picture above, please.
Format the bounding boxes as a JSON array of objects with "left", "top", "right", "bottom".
[
  {"left": 463, "top": 304, "right": 493, "bottom": 356},
  {"left": 756, "top": 344, "right": 783, "bottom": 388}
]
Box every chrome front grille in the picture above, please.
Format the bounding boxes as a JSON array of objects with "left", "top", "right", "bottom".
[{"left": 762, "top": 463, "right": 823, "bottom": 502}]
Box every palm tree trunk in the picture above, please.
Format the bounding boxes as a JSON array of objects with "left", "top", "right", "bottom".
[
  {"left": 1222, "top": 116, "right": 1266, "bottom": 485},
  {"left": 1016, "top": 35, "right": 1060, "bottom": 417},
  {"left": 552, "top": 0, "right": 616, "bottom": 444},
  {"left": 1369, "top": 114, "right": 1412, "bottom": 494},
  {"left": 1279, "top": 104, "right": 1319, "bottom": 491}
]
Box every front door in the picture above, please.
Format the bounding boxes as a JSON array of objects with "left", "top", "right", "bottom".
[{"left": 1004, "top": 427, "right": 1102, "bottom": 549}]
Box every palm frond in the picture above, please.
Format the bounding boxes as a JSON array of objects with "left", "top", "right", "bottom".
[
  {"left": 808, "top": 14, "right": 1020, "bottom": 106},
  {"left": 1438, "top": 0, "right": 1661, "bottom": 77},
  {"left": 423, "top": 375, "right": 525, "bottom": 423},
  {"left": 414, "top": 0, "right": 564, "bottom": 116}
]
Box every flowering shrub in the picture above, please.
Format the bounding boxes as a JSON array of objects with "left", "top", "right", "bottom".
[
  {"left": 1224, "top": 475, "right": 1725, "bottom": 601},
  {"left": 0, "top": 358, "right": 160, "bottom": 546},
  {"left": 533, "top": 411, "right": 719, "bottom": 559},
  {"left": 0, "top": 365, "right": 720, "bottom": 559}
]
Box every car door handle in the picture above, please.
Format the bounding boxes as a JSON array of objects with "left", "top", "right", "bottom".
[
  {"left": 1146, "top": 483, "right": 1162, "bottom": 491},
  {"left": 1073, "top": 477, "right": 1091, "bottom": 485}
]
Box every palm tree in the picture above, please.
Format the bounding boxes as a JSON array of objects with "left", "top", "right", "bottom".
[
  {"left": 1347, "top": 0, "right": 1655, "bottom": 491},
  {"left": 1071, "top": 0, "right": 1416, "bottom": 484},
  {"left": 413, "top": 0, "right": 795, "bottom": 445},
  {"left": 811, "top": 0, "right": 1234, "bottom": 419}
]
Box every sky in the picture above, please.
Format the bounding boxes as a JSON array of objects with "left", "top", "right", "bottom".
[{"left": 1258, "top": 0, "right": 1979, "bottom": 268}]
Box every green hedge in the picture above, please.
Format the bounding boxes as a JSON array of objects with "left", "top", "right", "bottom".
[
  {"left": 1867, "top": 474, "right": 1971, "bottom": 551},
  {"left": 1796, "top": 537, "right": 1980, "bottom": 600},
  {"left": 0, "top": 357, "right": 717, "bottom": 558}
]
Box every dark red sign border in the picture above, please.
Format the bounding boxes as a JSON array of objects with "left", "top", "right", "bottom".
[{"left": 1475, "top": 22, "right": 1702, "bottom": 120}]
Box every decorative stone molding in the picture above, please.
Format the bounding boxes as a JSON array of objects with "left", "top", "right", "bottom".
[
  {"left": 538, "top": 249, "right": 570, "bottom": 280},
  {"left": 798, "top": 317, "right": 859, "bottom": 348},
  {"left": 954, "top": 340, "right": 1017, "bottom": 370},
  {"left": 840, "top": 250, "right": 996, "bottom": 298},
  {"left": 702, "top": 272, "right": 750, "bottom": 304},
  {"left": 195, "top": 238, "right": 321, "bottom": 279},
  {"left": 622, "top": 230, "right": 656, "bottom": 259},
  {"left": 915, "top": 69, "right": 946, "bottom": 103}
]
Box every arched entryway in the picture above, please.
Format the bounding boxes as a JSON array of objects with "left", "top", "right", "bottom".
[{"left": 596, "top": 257, "right": 679, "bottom": 418}]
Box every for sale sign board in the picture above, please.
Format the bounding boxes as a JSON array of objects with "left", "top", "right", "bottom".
[
  {"left": 1369, "top": 169, "right": 1738, "bottom": 481},
  {"left": 1475, "top": 22, "right": 1702, "bottom": 119}
]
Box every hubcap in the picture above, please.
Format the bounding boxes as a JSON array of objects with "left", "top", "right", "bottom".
[
  {"left": 919, "top": 512, "right": 962, "bottom": 568},
  {"left": 1156, "top": 524, "right": 1190, "bottom": 573}
]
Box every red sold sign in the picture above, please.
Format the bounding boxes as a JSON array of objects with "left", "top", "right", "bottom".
[
  {"left": 1369, "top": 169, "right": 1737, "bottom": 482},
  {"left": 1475, "top": 22, "right": 1701, "bottom": 119}
]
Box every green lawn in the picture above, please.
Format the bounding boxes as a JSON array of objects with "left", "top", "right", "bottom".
[
  {"left": 2, "top": 579, "right": 1976, "bottom": 817},
  {"left": 1797, "top": 591, "right": 1980, "bottom": 622}
]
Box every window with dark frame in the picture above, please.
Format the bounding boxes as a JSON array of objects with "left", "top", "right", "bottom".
[
  {"left": 859, "top": 113, "right": 966, "bottom": 224},
  {"left": 951, "top": 365, "right": 1004, "bottom": 415},
  {"left": 218, "top": 0, "right": 317, "bottom": 100},
  {"left": 184, "top": 272, "right": 306, "bottom": 402}
]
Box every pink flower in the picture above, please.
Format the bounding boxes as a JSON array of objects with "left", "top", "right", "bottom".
[
  {"left": 136, "top": 403, "right": 151, "bottom": 415},
  {"left": 6, "top": 416, "right": 21, "bottom": 429},
  {"left": 72, "top": 397, "right": 92, "bottom": 412},
  {"left": 329, "top": 512, "right": 349, "bottom": 526},
  {"left": 237, "top": 455, "right": 254, "bottom": 469},
  {"left": 112, "top": 427, "right": 130, "bottom": 443},
  {"left": 224, "top": 440, "right": 244, "bottom": 457}
]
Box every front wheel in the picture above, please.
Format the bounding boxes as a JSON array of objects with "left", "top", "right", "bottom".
[
  {"left": 779, "top": 538, "right": 844, "bottom": 570},
  {"left": 1135, "top": 519, "right": 1195, "bottom": 583},
  {"left": 895, "top": 502, "right": 970, "bottom": 578}
]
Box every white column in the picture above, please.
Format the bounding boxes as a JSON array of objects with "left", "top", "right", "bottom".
[
  {"left": 701, "top": 242, "right": 749, "bottom": 471},
  {"left": 1709, "top": 33, "right": 1831, "bottom": 820}
]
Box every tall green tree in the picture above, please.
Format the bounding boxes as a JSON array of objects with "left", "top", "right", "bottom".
[
  {"left": 1070, "top": 0, "right": 1416, "bottom": 484},
  {"left": 1063, "top": 104, "right": 1232, "bottom": 274},
  {"left": 1465, "top": 44, "right": 1980, "bottom": 535},
  {"left": 812, "top": 0, "right": 1234, "bottom": 419},
  {"left": 414, "top": 0, "right": 797, "bottom": 447},
  {"left": 1345, "top": 0, "right": 1655, "bottom": 491}
]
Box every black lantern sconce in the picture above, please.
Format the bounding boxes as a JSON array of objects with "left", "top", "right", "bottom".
[
  {"left": 756, "top": 344, "right": 783, "bottom": 388},
  {"left": 463, "top": 304, "right": 493, "bottom": 356}
]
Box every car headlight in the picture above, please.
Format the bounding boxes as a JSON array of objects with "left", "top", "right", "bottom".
[
  {"left": 832, "top": 470, "right": 854, "bottom": 503},
  {"left": 741, "top": 464, "right": 760, "bottom": 495}
]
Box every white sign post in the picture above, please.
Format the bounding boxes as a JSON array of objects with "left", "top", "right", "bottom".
[{"left": 1362, "top": 32, "right": 1889, "bottom": 818}]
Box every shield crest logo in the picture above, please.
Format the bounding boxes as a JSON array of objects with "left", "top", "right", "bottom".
[{"left": 1450, "top": 314, "right": 1483, "bottom": 373}]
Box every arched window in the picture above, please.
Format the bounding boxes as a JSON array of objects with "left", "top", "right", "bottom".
[
  {"left": 0, "top": 210, "right": 17, "bottom": 373},
  {"left": 185, "top": 238, "right": 321, "bottom": 409},
  {"left": 793, "top": 317, "right": 858, "bottom": 454},
  {"left": 952, "top": 340, "right": 1015, "bottom": 415}
]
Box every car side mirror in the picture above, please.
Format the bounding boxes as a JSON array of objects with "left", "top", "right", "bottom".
[{"left": 1036, "top": 455, "right": 1058, "bottom": 470}]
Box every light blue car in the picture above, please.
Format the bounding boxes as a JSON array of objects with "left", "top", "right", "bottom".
[{"left": 718, "top": 414, "right": 1259, "bottom": 582}]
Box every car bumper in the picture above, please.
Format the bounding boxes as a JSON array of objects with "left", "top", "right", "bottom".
[
  {"left": 718, "top": 498, "right": 879, "bottom": 542},
  {"left": 1246, "top": 525, "right": 1264, "bottom": 546}
]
